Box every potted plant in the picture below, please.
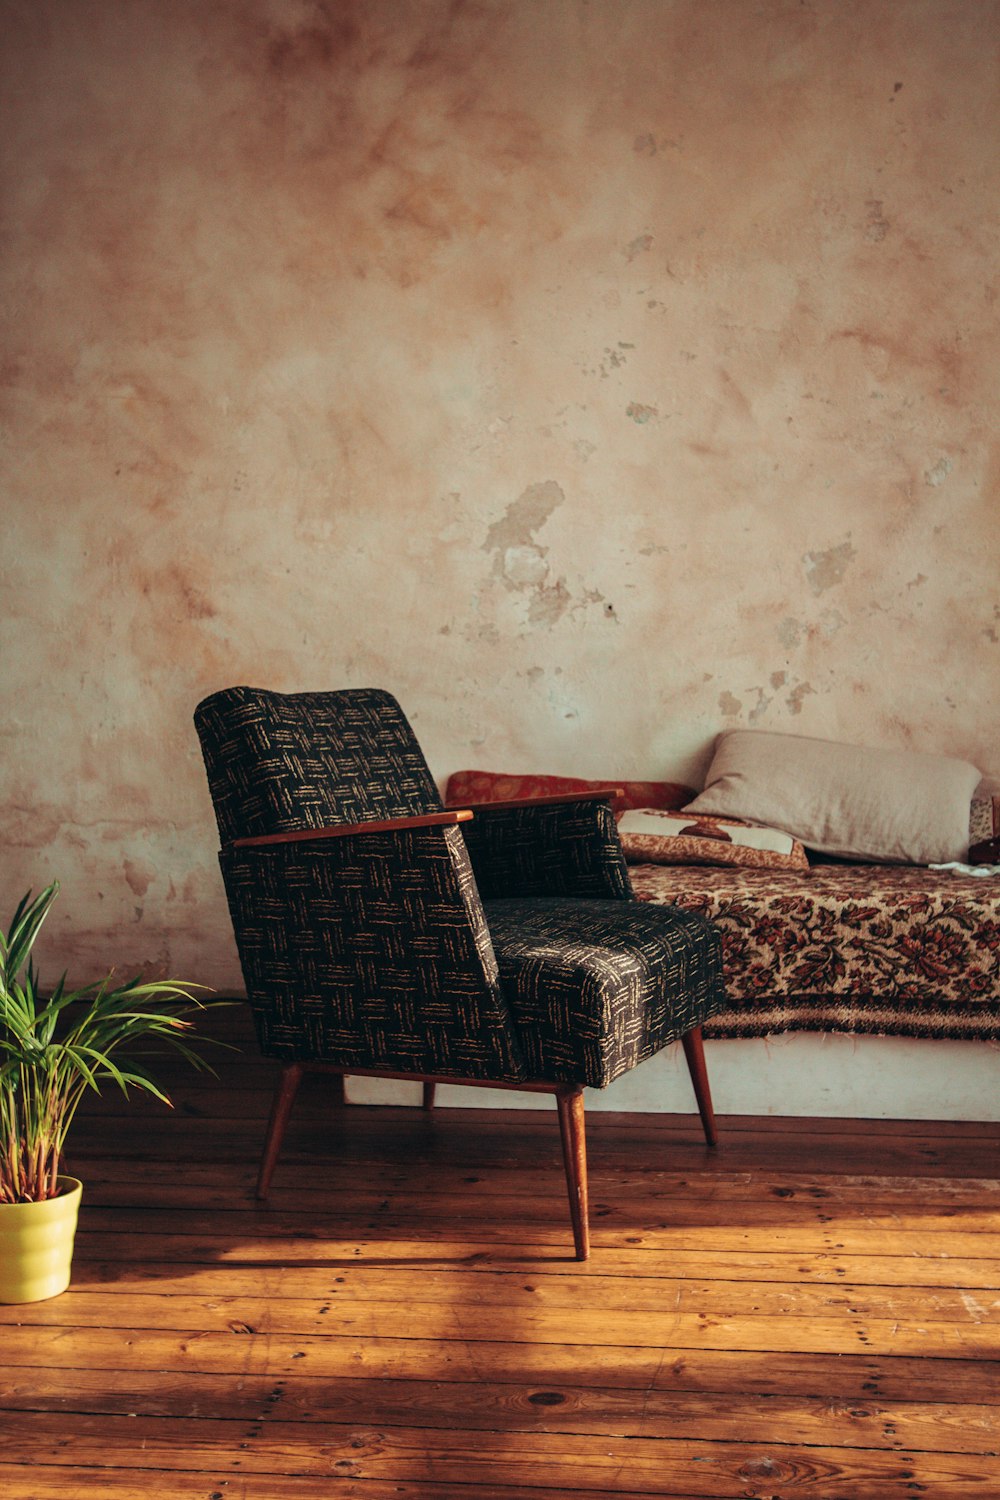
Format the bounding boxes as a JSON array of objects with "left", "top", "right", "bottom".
[{"left": 0, "top": 881, "right": 220, "bottom": 1303}]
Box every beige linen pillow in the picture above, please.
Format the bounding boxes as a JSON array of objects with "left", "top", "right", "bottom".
[{"left": 684, "top": 730, "right": 981, "bottom": 865}]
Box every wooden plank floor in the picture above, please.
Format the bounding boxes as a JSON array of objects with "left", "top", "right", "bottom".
[{"left": 1, "top": 1006, "right": 998, "bottom": 1498}]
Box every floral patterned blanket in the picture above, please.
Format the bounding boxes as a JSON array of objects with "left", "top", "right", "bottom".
[{"left": 630, "top": 862, "right": 1000, "bottom": 1040}]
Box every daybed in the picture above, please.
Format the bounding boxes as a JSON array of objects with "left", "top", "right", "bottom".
[
  {"left": 629, "top": 861, "right": 1000, "bottom": 1041},
  {"left": 446, "top": 730, "right": 1000, "bottom": 1045}
]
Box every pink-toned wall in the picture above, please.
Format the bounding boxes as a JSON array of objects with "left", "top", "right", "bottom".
[{"left": 3, "top": 0, "right": 998, "bottom": 987}]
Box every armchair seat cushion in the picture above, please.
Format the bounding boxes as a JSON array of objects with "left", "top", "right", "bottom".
[{"left": 485, "top": 897, "right": 727, "bottom": 1088}]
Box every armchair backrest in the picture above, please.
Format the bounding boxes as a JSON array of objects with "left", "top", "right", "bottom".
[{"left": 194, "top": 686, "right": 442, "bottom": 844}]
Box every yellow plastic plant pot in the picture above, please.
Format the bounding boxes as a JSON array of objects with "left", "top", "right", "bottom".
[{"left": 0, "top": 1176, "right": 83, "bottom": 1303}]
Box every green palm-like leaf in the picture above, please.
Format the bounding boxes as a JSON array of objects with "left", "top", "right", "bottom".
[
  {"left": 4, "top": 886, "right": 57, "bottom": 985},
  {"left": 0, "top": 884, "right": 228, "bottom": 1203}
]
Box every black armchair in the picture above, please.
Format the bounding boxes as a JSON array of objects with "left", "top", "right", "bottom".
[{"left": 194, "top": 686, "right": 727, "bottom": 1258}]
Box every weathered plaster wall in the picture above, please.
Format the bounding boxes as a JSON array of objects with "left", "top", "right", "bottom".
[{"left": 2, "top": 0, "right": 998, "bottom": 988}]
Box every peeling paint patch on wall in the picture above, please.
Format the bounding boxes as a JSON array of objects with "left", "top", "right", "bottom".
[
  {"left": 787, "top": 683, "right": 816, "bottom": 715},
  {"left": 483, "top": 480, "right": 572, "bottom": 625},
  {"left": 804, "top": 542, "right": 857, "bottom": 596},
  {"left": 924, "top": 457, "right": 953, "bottom": 487},
  {"left": 485, "top": 481, "right": 565, "bottom": 565}
]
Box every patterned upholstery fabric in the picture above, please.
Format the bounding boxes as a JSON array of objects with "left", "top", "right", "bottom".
[
  {"left": 631, "top": 862, "right": 1000, "bottom": 1040},
  {"left": 196, "top": 686, "right": 729, "bottom": 1087},
  {"left": 485, "top": 897, "right": 727, "bottom": 1087},
  {"left": 220, "top": 824, "right": 529, "bottom": 1079},
  {"left": 460, "top": 799, "right": 634, "bottom": 902},
  {"left": 194, "top": 686, "right": 441, "bottom": 843}
]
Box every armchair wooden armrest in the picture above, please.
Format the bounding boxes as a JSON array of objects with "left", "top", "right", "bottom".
[{"left": 231, "top": 808, "right": 473, "bottom": 849}]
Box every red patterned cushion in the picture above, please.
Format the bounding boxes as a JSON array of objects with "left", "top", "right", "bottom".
[{"left": 444, "top": 769, "right": 694, "bottom": 813}]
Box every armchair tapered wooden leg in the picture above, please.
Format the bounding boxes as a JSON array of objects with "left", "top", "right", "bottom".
[
  {"left": 556, "top": 1085, "right": 590, "bottom": 1260},
  {"left": 257, "top": 1063, "right": 304, "bottom": 1200},
  {"left": 422, "top": 1081, "right": 436, "bottom": 1111},
  {"left": 681, "top": 1025, "right": 718, "bottom": 1147}
]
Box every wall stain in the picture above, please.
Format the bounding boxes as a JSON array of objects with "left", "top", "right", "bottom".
[
  {"left": 804, "top": 541, "right": 856, "bottom": 596},
  {"left": 135, "top": 561, "right": 218, "bottom": 621},
  {"left": 787, "top": 682, "right": 816, "bottom": 714},
  {"left": 264, "top": 1, "right": 362, "bottom": 75},
  {"left": 624, "top": 233, "right": 653, "bottom": 261},
  {"left": 864, "top": 199, "right": 890, "bottom": 243},
  {"left": 123, "top": 858, "right": 155, "bottom": 900},
  {"left": 924, "top": 456, "right": 953, "bottom": 487},
  {"left": 483, "top": 481, "right": 572, "bottom": 626},
  {"left": 405, "top": 0, "right": 485, "bottom": 71},
  {"left": 833, "top": 327, "right": 965, "bottom": 399},
  {"left": 528, "top": 579, "right": 571, "bottom": 627},
  {"left": 747, "top": 687, "right": 772, "bottom": 724},
  {"left": 500, "top": 544, "right": 548, "bottom": 589},
  {"left": 818, "top": 607, "right": 848, "bottom": 638},
  {"left": 484, "top": 481, "right": 564, "bottom": 559}
]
